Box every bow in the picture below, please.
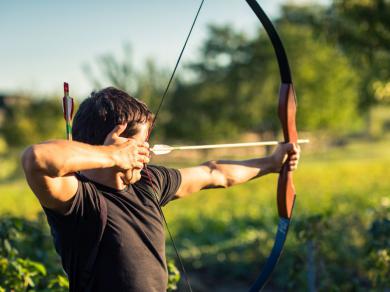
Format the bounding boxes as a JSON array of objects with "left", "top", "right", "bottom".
[
  {"left": 245, "top": 0, "right": 298, "bottom": 290},
  {"left": 144, "top": 0, "right": 298, "bottom": 290}
]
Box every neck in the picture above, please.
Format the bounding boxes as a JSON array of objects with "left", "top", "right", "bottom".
[{"left": 80, "top": 168, "right": 126, "bottom": 190}]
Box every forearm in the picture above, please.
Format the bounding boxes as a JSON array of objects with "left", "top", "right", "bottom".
[
  {"left": 23, "top": 140, "right": 115, "bottom": 177},
  {"left": 178, "top": 144, "right": 299, "bottom": 197},
  {"left": 205, "top": 156, "right": 276, "bottom": 188}
]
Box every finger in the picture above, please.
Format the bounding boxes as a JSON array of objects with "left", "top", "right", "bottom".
[
  {"left": 136, "top": 153, "right": 149, "bottom": 163},
  {"left": 138, "top": 155, "right": 150, "bottom": 164},
  {"left": 128, "top": 171, "right": 142, "bottom": 184},
  {"left": 291, "top": 143, "right": 300, "bottom": 154},
  {"left": 121, "top": 172, "right": 131, "bottom": 185},
  {"left": 133, "top": 161, "right": 144, "bottom": 170},
  {"left": 137, "top": 146, "right": 150, "bottom": 156},
  {"left": 288, "top": 143, "right": 298, "bottom": 153},
  {"left": 289, "top": 160, "right": 298, "bottom": 169},
  {"left": 136, "top": 141, "right": 149, "bottom": 147},
  {"left": 137, "top": 143, "right": 150, "bottom": 153}
]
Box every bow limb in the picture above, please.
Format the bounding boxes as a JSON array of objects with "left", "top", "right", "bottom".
[{"left": 245, "top": 0, "right": 299, "bottom": 291}]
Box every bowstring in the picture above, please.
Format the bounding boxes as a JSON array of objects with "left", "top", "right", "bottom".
[
  {"left": 148, "top": 0, "right": 205, "bottom": 136},
  {"left": 144, "top": 169, "right": 193, "bottom": 292},
  {"left": 144, "top": 1, "right": 205, "bottom": 291}
]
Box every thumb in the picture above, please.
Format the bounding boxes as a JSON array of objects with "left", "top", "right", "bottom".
[
  {"left": 282, "top": 142, "right": 295, "bottom": 154},
  {"left": 287, "top": 142, "right": 299, "bottom": 155},
  {"left": 104, "top": 123, "right": 128, "bottom": 145},
  {"left": 111, "top": 123, "right": 128, "bottom": 138}
]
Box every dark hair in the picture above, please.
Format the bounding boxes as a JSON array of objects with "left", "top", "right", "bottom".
[{"left": 72, "top": 87, "right": 153, "bottom": 145}]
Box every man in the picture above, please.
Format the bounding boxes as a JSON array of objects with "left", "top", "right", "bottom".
[{"left": 22, "top": 87, "right": 300, "bottom": 292}]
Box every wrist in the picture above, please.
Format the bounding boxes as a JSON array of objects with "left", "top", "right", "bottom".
[
  {"left": 267, "top": 155, "right": 280, "bottom": 173},
  {"left": 101, "top": 145, "right": 118, "bottom": 168}
]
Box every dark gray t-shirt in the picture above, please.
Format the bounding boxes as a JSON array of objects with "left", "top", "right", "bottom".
[{"left": 44, "top": 165, "right": 181, "bottom": 292}]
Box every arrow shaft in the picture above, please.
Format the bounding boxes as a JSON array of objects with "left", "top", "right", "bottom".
[
  {"left": 151, "top": 139, "right": 309, "bottom": 155},
  {"left": 172, "top": 139, "right": 309, "bottom": 151}
]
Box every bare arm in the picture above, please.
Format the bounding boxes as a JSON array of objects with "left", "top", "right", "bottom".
[
  {"left": 21, "top": 125, "right": 149, "bottom": 213},
  {"left": 176, "top": 143, "right": 300, "bottom": 198}
]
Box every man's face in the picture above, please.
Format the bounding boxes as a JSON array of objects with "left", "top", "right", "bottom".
[
  {"left": 132, "top": 122, "right": 150, "bottom": 142},
  {"left": 123, "top": 123, "right": 150, "bottom": 184}
]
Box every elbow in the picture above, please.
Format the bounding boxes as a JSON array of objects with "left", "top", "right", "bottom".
[
  {"left": 203, "top": 160, "right": 233, "bottom": 188},
  {"left": 21, "top": 145, "right": 40, "bottom": 175},
  {"left": 21, "top": 144, "right": 60, "bottom": 177}
]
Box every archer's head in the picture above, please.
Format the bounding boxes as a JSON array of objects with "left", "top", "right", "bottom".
[
  {"left": 73, "top": 87, "right": 153, "bottom": 185},
  {"left": 73, "top": 87, "right": 153, "bottom": 145}
]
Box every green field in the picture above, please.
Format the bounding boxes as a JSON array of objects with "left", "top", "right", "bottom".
[
  {"left": 166, "top": 143, "right": 390, "bottom": 291},
  {"left": 1, "top": 140, "right": 389, "bottom": 290}
]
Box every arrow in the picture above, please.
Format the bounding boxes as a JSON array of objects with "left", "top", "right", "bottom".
[
  {"left": 151, "top": 139, "right": 309, "bottom": 155},
  {"left": 62, "top": 82, "right": 74, "bottom": 141}
]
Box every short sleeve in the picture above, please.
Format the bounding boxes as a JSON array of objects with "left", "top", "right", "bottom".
[
  {"left": 138, "top": 165, "right": 182, "bottom": 206},
  {"left": 44, "top": 174, "right": 105, "bottom": 232},
  {"left": 43, "top": 174, "right": 107, "bottom": 288}
]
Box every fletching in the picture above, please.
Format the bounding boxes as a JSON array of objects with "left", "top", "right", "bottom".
[
  {"left": 150, "top": 144, "right": 173, "bottom": 155},
  {"left": 62, "top": 82, "right": 74, "bottom": 140}
]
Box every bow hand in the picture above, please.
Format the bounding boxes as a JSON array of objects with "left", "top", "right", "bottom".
[{"left": 271, "top": 143, "right": 300, "bottom": 173}]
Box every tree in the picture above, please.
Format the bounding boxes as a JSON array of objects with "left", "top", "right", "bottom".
[
  {"left": 83, "top": 45, "right": 170, "bottom": 139},
  {"left": 298, "top": 0, "right": 390, "bottom": 108},
  {"left": 0, "top": 96, "right": 63, "bottom": 148},
  {"left": 166, "top": 19, "right": 362, "bottom": 142}
]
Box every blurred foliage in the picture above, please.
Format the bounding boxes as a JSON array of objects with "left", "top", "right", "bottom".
[
  {"left": 0, "top": 215, "right": 68, "bottom": 291},
  {"left": 82, "top": 44, "right": 170, "bottom": 139},
  {"left": 82, "top": 44, "right": 138, "bottom": 94},
  {"left": 1, "top": 1, "right": 390, "bottom": 147},
  {"left": 285, "top": 0, "right": 390, "bottom": 109},
  {"left": 167, "top": 259, "right": 180, "bottom": 292},
  {"left": 0, "top": 97, "right": 63, "bottom": 148},
  {"left": 1, "top": 140, "right": 389, "bottom": 290},
  {"left": 83, "top": 44, "right": 170, "bottom": 109},
  {"left": 0, "top": 0, "right": 390, "bottom": 290},
  {"left": 162, "top": 140, "right": 390, "bottom": 290},
  {"left": 165, "top": 21, "right": 362, "bottom": 142},
  {"left": 0, "top": 214, "right": 180, "bottom": 291}
]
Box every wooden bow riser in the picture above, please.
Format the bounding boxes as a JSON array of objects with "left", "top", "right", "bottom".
[{"left": 277, "top": 83, "right": 298, "bottom": 219}]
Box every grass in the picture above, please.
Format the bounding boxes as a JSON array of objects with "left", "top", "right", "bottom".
[
  {"left": 0, "top": 180, "right": 39, "bottom": 219},
  {"left": 164, "top": 139, "right": 389, "bottom": 222},
  {"left": 159, "top": 140, "right": 390, "bottom": 289}
]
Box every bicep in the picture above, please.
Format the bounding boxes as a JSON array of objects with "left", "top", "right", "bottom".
[{"left": 177, "top": 163, "right": 226, "bottom": 198}]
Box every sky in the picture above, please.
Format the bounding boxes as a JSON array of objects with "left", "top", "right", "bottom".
[{"left": 0, "top": 0, "right": 330, "bottom": 97}]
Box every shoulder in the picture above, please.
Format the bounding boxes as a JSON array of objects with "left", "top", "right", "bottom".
[
  {"left": 136, "top": 165, "right": 182, "bottom": 206},
  {"left": 139, "top": 165, "right": 181, "bottom": 184}
]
